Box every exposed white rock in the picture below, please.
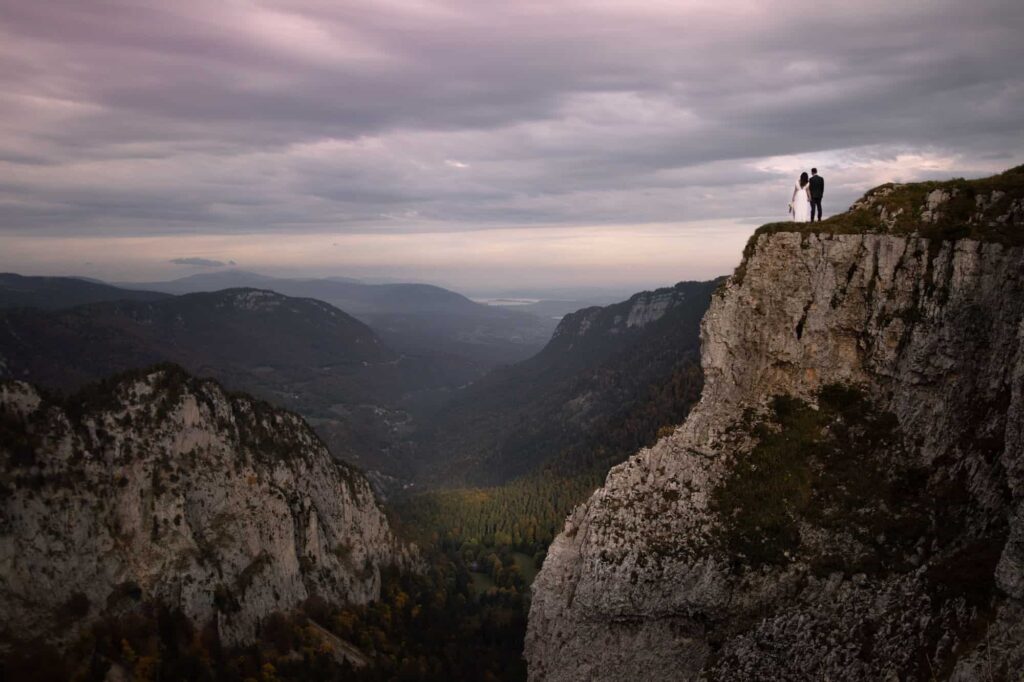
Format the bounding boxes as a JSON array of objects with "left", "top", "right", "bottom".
[
  {"left": 526, "top": 231, "right": 1024, "bottom": 680},
  {"left": 218, "top": 289, "right": 283, "bottom": 311},
  {"left": 0, "top": 368, "right": 414, "bottom": 648},
  {"left": 921, "top": 188, "right": 954, "bottom": 223},
  {"left": 625, "top": 290, "right": 682, "bottom": 328},
  {"left": 553, "top": 286, "right": 697, "bottom": 341}
]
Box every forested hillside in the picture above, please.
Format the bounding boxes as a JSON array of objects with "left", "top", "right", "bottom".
[
  {"left": 415, "top": 279, "right": 720, "bottom": 485},
  {"left": 0, "top": 273, "right": 170, "bottom": 309}
]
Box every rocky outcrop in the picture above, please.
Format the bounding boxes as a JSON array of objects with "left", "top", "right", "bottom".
[
  {"left": 526, "top": 168, "right": 1024, "bottom": 680},
  {"left": 549, "top": 281, "right": 716, "bottom": 348},
  {"left": 0, "top": 366, "right": 413, "bottom": 649}
]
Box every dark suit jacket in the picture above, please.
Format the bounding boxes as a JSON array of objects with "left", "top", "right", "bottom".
[{"left": 809, "top": 175, "right": 824, "bottom": 199}]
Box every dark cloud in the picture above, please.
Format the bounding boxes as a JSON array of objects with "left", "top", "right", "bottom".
[
  {"left": 0, "top": 0, "right": 1022, "bottom": 242},
  {"left": 169, "top": 257, "right": 227, "bottom": 267}
]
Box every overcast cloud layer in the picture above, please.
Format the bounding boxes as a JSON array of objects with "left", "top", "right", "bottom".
[{"left": 1, "top": 0, "right": 1022, "bottom": 288}]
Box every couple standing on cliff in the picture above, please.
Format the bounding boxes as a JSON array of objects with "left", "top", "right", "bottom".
[{"left": 789, "top": 168, "right": 824, "bottom": 222}]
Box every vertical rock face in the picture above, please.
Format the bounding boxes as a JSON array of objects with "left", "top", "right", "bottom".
[
  {"left": 0, "top": 366, "right": 412, "bottom": 648},
  {"left": 526, "top": 173, "right": 1024, "bottom": 680},
  {"left": 547, "top": 282, "right": 715, "bottom": 351}
]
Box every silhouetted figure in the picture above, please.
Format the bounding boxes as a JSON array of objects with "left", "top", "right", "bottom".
[{"left": 809, "top": 168, "right": 824, "bottom": 222}]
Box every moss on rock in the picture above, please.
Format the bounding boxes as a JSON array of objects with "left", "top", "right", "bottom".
[
  {"left": 711, "top": 384, "right": 930, "bottom": 572},
  {"left": 754, "top": 165, "right": 1024, "bottom": 246}
]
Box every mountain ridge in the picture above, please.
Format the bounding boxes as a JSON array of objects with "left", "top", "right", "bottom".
[
  {"left": 118, "top": 271, "right": 484, "bottom": 315},
  {"left": 0, "top": 273, "right": 171, "bottom": 310},
  {"left": 0, "top": 287, "right": 394, "bottom": 389},
  {"left": 116, "top": 270, "right": 558, "bottom": 375}
]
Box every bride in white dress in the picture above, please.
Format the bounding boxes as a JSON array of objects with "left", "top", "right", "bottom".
[{"left": 789, "top": 171, "right": 811, "bottom": 222}]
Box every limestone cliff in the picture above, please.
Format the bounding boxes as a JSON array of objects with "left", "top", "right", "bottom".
[
  {"left": 0, "top": 366, "right": 412, "bottom": 649},
  {"left": 526, "top": 167, "right": 1024, "bottom": 680},
  {"left": 550, "top": 283, "right": 709, "bottom": 344}
]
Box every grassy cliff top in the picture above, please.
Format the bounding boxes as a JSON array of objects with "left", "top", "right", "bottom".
[{"left": 754, "top": 164, "right": 1024, "bottom": 246}]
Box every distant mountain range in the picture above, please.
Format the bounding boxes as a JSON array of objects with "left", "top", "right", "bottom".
[
  {"left": 117, "top": 270, "right": 486, "bottom": 315},
  {"left": 117, "top": 271, "right": 559, "bottom": 371},
  {"left": 0, "top": 287, "right": 390, "bottom": 386},
  {"left": 473, "top": 298, "right": 626, "bottom": 321},
  {"left": 0, "top": 272, "right": 169, "bottom": 309}
]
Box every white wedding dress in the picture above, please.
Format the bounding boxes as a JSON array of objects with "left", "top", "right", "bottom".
[{"left": 791, "top": 182, "right": 811, "bottom": 222}]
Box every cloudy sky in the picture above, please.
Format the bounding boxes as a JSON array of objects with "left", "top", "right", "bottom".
[{"left": 1, "top": 0, "right": 1022, "bottom": 292}]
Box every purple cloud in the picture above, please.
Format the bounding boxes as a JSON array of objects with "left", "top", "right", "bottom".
[{"left": 0, "top": 0, "right": 1022, "bottom": 284}]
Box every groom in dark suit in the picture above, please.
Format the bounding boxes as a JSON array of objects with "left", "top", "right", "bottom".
[{"left": 809, "top": 168, "right": 824, "bottom": 222}]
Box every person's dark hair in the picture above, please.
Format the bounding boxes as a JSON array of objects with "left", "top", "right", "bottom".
[
  {"left": 811, "top": 168, "right": 818, "bottom": 174},
  {"left": 799, "top": 172, "right": 809, "bottom": 187}
]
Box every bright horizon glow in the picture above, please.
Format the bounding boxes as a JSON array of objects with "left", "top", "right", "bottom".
[{"left": 0, "top": 219, "right": 754, "bottom": 293}]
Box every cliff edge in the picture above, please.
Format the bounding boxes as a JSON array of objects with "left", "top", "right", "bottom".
[
  {"left": 0, "top": 366, "right": 412, "bottom": 651},
  {"left": 526, "top": 166, "right": 1024, "bottom": 680}
]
